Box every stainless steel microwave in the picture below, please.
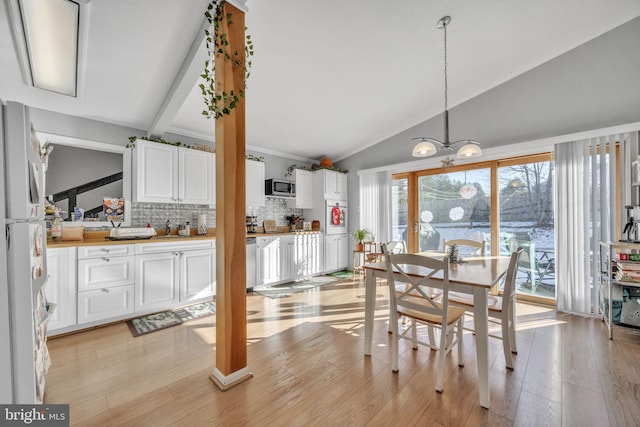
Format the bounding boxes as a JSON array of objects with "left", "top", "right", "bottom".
[{"left": 265, "top": 178, "right": 296, "bottom": 198}]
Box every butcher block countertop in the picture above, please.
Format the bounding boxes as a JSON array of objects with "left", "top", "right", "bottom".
[
  {"left": 47, "top": 227, "right": 323, "bottom": 248},
  {"left": 47, "top": 229, "right": 217, "bottom": 248}
]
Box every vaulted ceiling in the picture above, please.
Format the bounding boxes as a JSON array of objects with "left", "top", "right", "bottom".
[{"left": 1, "top": 1, "right": 639, "bottom": 162}]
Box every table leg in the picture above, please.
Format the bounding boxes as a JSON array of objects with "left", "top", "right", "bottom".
[
  {"left": 473, "top": 287, "right": 490, "bottom": 409},
  {"left": 364, "top": 269, "right": 376, "bottom": 356}
]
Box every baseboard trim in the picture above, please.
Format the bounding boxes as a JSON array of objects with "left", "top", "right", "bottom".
[{"left": 209, "top": 366, "right": 253, "bottom": 391}]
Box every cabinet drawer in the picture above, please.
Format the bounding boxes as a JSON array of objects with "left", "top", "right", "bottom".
[
  {"left": 78, "top": 244, "right": 134, "bottom": 259},
  {"left": 77, "top": 285, "right": 134, "bottom": 324},
  {"left": 78, "top": 256, "right": 134, "bottom": 291},
  {"left": 134, "top": 239, "right": 214, "bottom": 255}
]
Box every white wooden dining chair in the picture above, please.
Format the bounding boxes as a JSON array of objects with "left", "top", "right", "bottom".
[
  {"left": 447, "top": 247, "right": 523, "bottom": 369},
  {"left": 442, "top": 238, "right": 486, "bottom": 256},
  {"left": 382, "top": 245, "right": 465, "bottom": 392},
  {"left": 385, "top": 240, "right": 408, "bottom": 254}
]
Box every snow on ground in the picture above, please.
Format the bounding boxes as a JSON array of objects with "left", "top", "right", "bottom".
[{"left": 393, "top": 221, "right": 556, "bottom": 298}]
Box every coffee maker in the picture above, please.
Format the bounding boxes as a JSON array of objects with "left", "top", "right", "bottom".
[
  {"left": 622, "top": 205, "right": 640, "bottom": 242},
  {"left": 246, "top": 216, "right": 258, "bottom": 234}
]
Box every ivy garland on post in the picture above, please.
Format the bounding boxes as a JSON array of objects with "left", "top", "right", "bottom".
[{"left": 201, "top": 0, "right": 254, "bottom": 119}]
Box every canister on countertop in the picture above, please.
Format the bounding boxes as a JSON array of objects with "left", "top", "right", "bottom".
[
  {"left": 311, "top": 220, "right": 320, "bottom": 231},
  {"left": 178, "top": 222, "right": 191, "bottom": 236},
  {"left": 197, "top": 214, "right": 207, "bottom": 235}
]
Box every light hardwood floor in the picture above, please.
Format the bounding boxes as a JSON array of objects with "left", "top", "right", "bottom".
[{"left": 44, "top": 276, "right": 640, "bottom": 426}]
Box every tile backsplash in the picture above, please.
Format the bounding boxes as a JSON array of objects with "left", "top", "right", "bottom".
[
  {"left": 131, "top": 197, "right": 302, "bottom": 230},
  {"left": 131, "top": 203, "right": 215, "bottom": 230},
  {"left": 251, "top": 197, "right": 302, "bottom": 227}
]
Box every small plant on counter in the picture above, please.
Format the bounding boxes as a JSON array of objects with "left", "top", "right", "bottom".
[{"left": 352, "top": 228, "right": 372, "bottom": 252}]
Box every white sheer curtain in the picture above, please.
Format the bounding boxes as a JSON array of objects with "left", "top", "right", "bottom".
[
  {"left": 358, "top": 170, "right": 391, "bottom": 243},
  {"left": 555, "top": 133, "right": 635, "bottom": 315}
]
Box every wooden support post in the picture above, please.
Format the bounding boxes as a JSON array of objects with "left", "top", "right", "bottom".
[{"left": 209, "top": 1, "right": 252, "bottom": 391}]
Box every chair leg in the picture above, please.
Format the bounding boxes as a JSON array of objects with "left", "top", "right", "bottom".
[
  {"left": 457, "top": 318, "right": 464, "bottom": 367},
  {"left": 501, "top": 316, "right": 514, "bottom": 369},
  {"left": 411, "top": 319, "right": 418, "bottom": 350},
  {"left": 509, "top": 302, "right": 518, "bottom": 354},
  {"left": 391, "top": 314, "right": 399, "bottom": 373},
  {"left": 435, "top": 325, "right": 447, "bottom": 393},
  {"left": 427, "top": 325, "right": 437, "bottom": 350}
]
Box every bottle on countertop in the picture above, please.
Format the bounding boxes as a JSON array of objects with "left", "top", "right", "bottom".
[{"left": 51, "top": 213, "right": 62, "bottom": 241}]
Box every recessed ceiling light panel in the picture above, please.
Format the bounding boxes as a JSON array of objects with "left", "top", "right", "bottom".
[{"left": 19, "top": 0, "right": 79, "bottom": 97}]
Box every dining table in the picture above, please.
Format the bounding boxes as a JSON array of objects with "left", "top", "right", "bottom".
[{"left": 362, "top": 252, "right": 512, "bottom": 409}]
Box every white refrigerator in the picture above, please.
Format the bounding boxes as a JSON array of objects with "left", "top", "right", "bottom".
[{"left": 0, "top": 100, "right": 50, "bottom": 404}]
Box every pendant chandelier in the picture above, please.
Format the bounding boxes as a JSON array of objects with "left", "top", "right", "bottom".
[{"left": 412, "top": 16, "right": 482, "bottom": 160}]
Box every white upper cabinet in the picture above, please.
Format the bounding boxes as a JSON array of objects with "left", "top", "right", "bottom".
[
  {"left": 286, "top": 169, "right": 314, "bottom": 209},
  {"left": 133, "top": 139, "right": 215, "bottom": 205},
  {"left": 179, "top": 148, "right": 215, "bottom": 205},
  {"left": 133, "top": 140, "right": 178, "bottom": 203},
  {"left": 246, "top": 159, "right": 265, "bottom": 208},
  {"left": 317, "top": 169, "right": 347, "bottom": 201}
]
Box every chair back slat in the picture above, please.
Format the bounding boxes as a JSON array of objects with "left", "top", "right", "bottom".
[
  {"left": 386, "top": 241, "right": 408, "bottom": 254},
  {"left": 443, "top": 238, "right": 486, "bottom": 256},
  {"left": 382, "top": 244, "right": 451, "bottom": 321}
]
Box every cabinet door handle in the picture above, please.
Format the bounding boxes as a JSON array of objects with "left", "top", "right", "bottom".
[
  {"left": 101, "top": 288, "right": 110, "bottom": 293},
  {"left": 173, "top": 252, "right": 180, "bottom": 256},
  {"left": 101, "top": 257, "right": 110, "bottom": 262},
  {"left": 103, "top": 248, "right": 110, "bottom": 253}
]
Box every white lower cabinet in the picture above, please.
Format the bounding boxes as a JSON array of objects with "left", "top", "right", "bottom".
[
  {"left": 77, "top": 244, "right": 135, "bottom": 325},
  {"left": 280, "top": 236, "right": 295, "bottom": 282},
  {"left": 180, "top": 248, "right": 216, "bottom": 302},
  {"left": 257, "top": 236, "right": 280, "bottom": 286},
  {"left": 294, "top": 233, "right": 323, "bottom": 279},
  {"left": 48, "top": 233, "right": 333, "bottom": 330},
  {"left": 45, "top": 247, "right": 77, "bottom": 333},
  {"left": 256, "top": 233, "right": 324, "bottom": 287},
  {"left": 324, "top": 234, "right": 348, "bottom": 272},
  {"left": 135, "top": 240, "right": 215, "bottom": 313},
  {"left": 135, "top": 252, "right": 180, "bottom": 312}
]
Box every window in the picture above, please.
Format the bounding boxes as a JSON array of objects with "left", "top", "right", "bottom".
[{"left": 394, "top": 153, "right": 555, "bottom": 304}]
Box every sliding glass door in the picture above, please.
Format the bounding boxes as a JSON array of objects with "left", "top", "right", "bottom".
[
  {"left": 498, "top": 157, "right": 555, "bottom": 299},
  {"left": 394, "top": 153, "right": 555, "bottom": 303}
]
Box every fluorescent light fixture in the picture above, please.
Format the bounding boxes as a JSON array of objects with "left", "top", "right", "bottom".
[{"left": 19, "top": 0, "right": 80, "bottom": 96}]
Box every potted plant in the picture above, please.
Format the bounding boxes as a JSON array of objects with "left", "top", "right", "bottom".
[{"left": 352, "top": 228, "right": 372, "bottom": 252}]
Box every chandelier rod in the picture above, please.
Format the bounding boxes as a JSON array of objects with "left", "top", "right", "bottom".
[{"left": 441, "top": 16, "right": 449, "bottom": 146}]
